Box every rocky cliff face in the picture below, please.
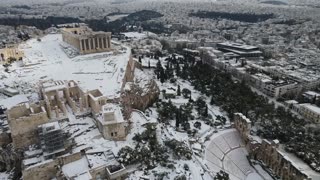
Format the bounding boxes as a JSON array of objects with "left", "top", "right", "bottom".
[{"left": 121, "top": 66, "right": 159, "bottom": 118}]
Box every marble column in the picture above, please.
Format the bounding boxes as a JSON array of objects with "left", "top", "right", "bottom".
[
  {"left": 79, "top": 39, "right": 83, "bottom": 52},
  {"left": 85, "top": 39, "right": 89, "bottom": 51},
  {"left": 99, "top": 38, "right": 102, "bottom": 49},
  {"left": 103, "top": 37, "right": 108, "bottom": 49},
  {"left": 95, "top": 37, "right": 98, "bottom": 49},
  {"left": 108, "top": 36, "right": 111, "bottom": 48},
  {"left": 88, "top": 38, "right": 92, "bottom": 51}
]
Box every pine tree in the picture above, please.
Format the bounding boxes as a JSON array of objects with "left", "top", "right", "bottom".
[
  {"left": 177, "top": 85, "right": 181, "bottom": 96},
  {"left": 156, "top": 60, "right": 162, "bottom": 69},
  {"left": 162, "top": 90, "right": 166, "bottom": 99},
  {"left": 175, "top": 108, "right": 180, "bottom": 128},
  {"left": 214, "top": 170, "right": 230, "bottom": 180},
  {"left": 160, "top": 68, "right": 165, "bottom": 84},
  {"left": 176, "top": 62, "right": 180, "bottom": 76},
  {"left": 204, "top": 105, "right": 208, "bottom": 117},
  {"left": 156, "top": 60, "right": 162, "bottom": 79},
  {"left": 210, "top": 96, "right": 214, "bottom": 105},
  {"left": 139, "top": 56, "right": 142, "bottom": 64},
  {"left": 189, "top": 92, "right": 192, "bottom": 102}
]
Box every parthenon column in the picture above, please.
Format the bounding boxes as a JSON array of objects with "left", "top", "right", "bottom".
[
  {"left": 79, "top": 39, "right": 83, "bottom": 52},
  {"left": 104, "top": 37, "right": 108, "bottom": 49},
  {"left": 107, "top": 36, "right": 111, "bottom": 48},
  {"left": 88, "top": 38, "right": 92, "bottom": 51},
  {"left": 99, "top": 37, "right": 103, "bottom": 49},
  {"left": 94, "top": 37, "right": 99, "bottom": 49},
  {"left": 103, "top": 37, "right": 106, "bottom": 49},
  {"left": 92, "top": 38, "right": 95, "bottom": 49},
  {"left": 95, "top": 37, "right": 98, "bottom": 49},
  {"left": 85, "top": 39, "right": 89, "bottom": 51}
]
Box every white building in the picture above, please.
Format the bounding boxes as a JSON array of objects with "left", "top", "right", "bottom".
[
  {"left": 298, "top": 103, "right": 320, "bottom": 123},
  {"left": 96, "top": 104, "right": 127, "bottom": 140}
]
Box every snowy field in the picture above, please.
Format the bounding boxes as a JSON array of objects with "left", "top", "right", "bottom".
[{"left": 0, "top": 34, "right": 130, "bottom": 99}]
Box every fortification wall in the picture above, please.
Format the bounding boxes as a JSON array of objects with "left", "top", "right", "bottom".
[
  {"left": 234, "top": 113, "right": 312, "bottom": 180},
  {"left": 7, "top": 104, "right": 49, "bottom": 149},
  {"left": 23, "top": 152, "right": 82, "bottom": 180}
]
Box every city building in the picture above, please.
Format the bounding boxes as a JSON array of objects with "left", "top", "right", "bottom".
[
  {"left": 302, "top": 91, "right": 320, "bottom": 102},
  {"left": 263, "top": 80, "right": 299, "bottom": 98},
  {"left": 297, "top": 103, "right": 320, "bottom": 123},
  {"left": 217, "top": 42, "right": 262, "bottom": 58},
  {"left": 61, "top": 26, "right": 112, "bottom": 55}
]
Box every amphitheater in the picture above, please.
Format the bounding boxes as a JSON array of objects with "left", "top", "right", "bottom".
[{"left": 205, "top": 129, "right": 263, "bottom": 180}]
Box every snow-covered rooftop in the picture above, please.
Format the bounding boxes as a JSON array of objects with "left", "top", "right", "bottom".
[
  {"left": 99, "top": 104, "right": 125, "bottom": 125},
  {"left": 300, "top": 103, "right": 320, "bottom": 114}
]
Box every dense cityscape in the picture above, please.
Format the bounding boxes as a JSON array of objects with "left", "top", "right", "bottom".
[{"left": 0, "top": 0, "right": 320, "bottom": 180}]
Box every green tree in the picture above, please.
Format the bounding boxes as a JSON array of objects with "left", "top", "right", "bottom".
[
  {"left": 210, "top": 96, "right": 214, "bottom": 105},
  {"left": 177, "top": 85, "right": 181, "bottom": 96},
  {"left": 138, "top": 56, "right": 142, "bottom": 64},
  {"left": 214, "top": 170, "right": 230, "bottom": 180},
  {"left": 176, "top": 62, "right": 180, "bottom": 76}
]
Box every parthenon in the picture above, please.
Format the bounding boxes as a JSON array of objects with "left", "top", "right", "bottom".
[{"left": 61, "top": 26, "right": 111, "bottom": 55}]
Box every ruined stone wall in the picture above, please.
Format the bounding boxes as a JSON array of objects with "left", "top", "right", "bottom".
[
  {"left": 22, "top": 152, "right": 82, "bottom": 180},
  {"left": 89, "top": 165, "right": 108, "bottom": 179},
  {"left": 7, "top": 103, "right": 49, "bottom": 149},
  {"left": 0, "top": 132, "right": 11, "bottom": 146},
  {"left": 88, "top": 95, "right": 107, "bottom": 114},
  {"left": 121, "top": 56, "right": 159, "bottom": 119},
  {"left": 122, "top": 55, "right": 135, "bottom": 88},
  {"left": 258, "top": 140, "right": 310, "bottom": 180},
  {"left": 122, "top": 80, "right": 159, "bottom": 111},
  {"left": 103, "top": 123, "right": 126, "bottom": 141},
  {"left": 234, "top": 113, "right": 251, "bottom": 144},
  {"left": 62, "top": 31, "right": 81, "bottom": 50},
  {"left": 233, "top": 113, "right": 311, "bottom": 180}
]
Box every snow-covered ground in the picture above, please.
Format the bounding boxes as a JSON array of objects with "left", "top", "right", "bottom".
[
  {"left": 0, "top": 33, "right": 130, "bottom": 99},
  {"left": 0, "top": 172, "right": 10, "bottom": 180},
  {"left": 0, "top": 33, "right": 274, "bottom": 180},
  {"left": 134, "top": 56, "right": 274, "bottom": 180}
]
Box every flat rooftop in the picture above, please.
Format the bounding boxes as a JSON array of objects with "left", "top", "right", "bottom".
[
  {"left": 99, "top": 104, "right": 125, "bottom": 125},
  {"left": 300, "top": 103, "right": 320, "bottom": 114},
  {"left": 218, "top": 42, "right": 259, "bottom": 50}
]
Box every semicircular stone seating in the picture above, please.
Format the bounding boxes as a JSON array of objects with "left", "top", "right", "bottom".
[{"left": 205, "top": 129, "right": 255, "bottom": 180}]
